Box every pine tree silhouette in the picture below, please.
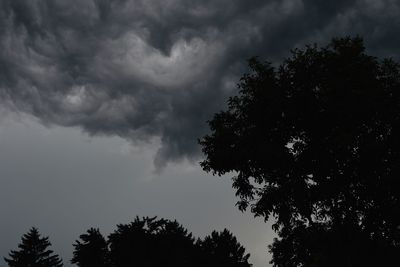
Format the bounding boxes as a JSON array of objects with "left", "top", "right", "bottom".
[{"left": 4, "top": 227, "right": 63, "bottom": 267}]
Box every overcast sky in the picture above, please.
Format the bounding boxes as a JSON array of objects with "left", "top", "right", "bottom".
[{"left": 1, "top": 0, "right": 400, "bottom": 266}]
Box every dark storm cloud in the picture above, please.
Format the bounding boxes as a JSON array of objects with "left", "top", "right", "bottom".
[{"left": 0, "top": 0, "right": 399, "bottom": 167}]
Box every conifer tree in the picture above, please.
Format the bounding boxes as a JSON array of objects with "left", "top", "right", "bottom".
[{"left": 4, "top": 227, "right": 63, "bottom": 267}]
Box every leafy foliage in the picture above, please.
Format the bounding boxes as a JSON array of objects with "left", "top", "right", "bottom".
[
  {"left": 4, "top": 227, "right": 63, "bottom": 267},
  {"left": 200, "top": 37, "right": 400, "bottom": 266}
]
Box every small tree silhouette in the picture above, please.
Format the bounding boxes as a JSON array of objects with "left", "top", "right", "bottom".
[
  {"left": 4, "top": 227, "right": 63, "bottom": 267},
  {"left": 198, "top": 229, "right": 252, "bottom": 267},
  {"left": 71, "top": 228, "right": 110, "bottom": 267},
  {"left": 107, "top": 216, "right": 198, "bottom": 267}
]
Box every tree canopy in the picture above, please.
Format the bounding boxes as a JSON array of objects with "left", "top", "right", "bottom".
[
  {"left": 72, "top": 216, "right": 252, "bottom": 267},
  {"left": 200, "top": 37, "right": 400, "bottom": 266},
  {"left": 198, "top": 229, "right": 251, "bottom": 267},
  {"left": 71, "top": 228, "right": 110, "bottom": 267},
  {"left": 4, "top": 227, "right": 63, "bottom": 267},
  {"left": 107, "top": 216, "right": 197, "bottom": 267}
]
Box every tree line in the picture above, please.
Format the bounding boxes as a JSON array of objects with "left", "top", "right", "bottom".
[{"left": 4, "top": 217, "right": 252, "bottom": 267}]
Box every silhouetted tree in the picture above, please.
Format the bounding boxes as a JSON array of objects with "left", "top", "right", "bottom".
[
  {"left": 200, "top": 37, "right": 400, "bottom": 266},
  {"left": 152, "top": 219, "right": 199, "bottom": 266},
  {"left": 107, "top": 216, "right": 198, "bottom": 267},
  {"left": 198, "top": 229, "right": 251, "bottom": 267},
  {"left": 4, "top": 227, "right": 63, "bottom": 267},
  {"left": 107, "top": 217, "right": 153, "bottom": 266},
  {"left": 72, "top": 217, "right": 252, "bottom": 267},
  {"left": 71, "top": 228, "right": 110, "bottom": 267}
]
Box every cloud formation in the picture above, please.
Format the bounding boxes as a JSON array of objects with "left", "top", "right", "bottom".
[{"left": 1, "top": 0, "right": 399, "bottom": 167}]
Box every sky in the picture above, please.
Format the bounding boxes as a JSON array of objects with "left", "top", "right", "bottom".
[{"left": 0, "top": 0, "right": 400, "bottom": 266}]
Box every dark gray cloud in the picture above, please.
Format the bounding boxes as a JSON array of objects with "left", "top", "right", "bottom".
[{"left": 1, "top": 0, "right": 399, "bottom": 167}]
